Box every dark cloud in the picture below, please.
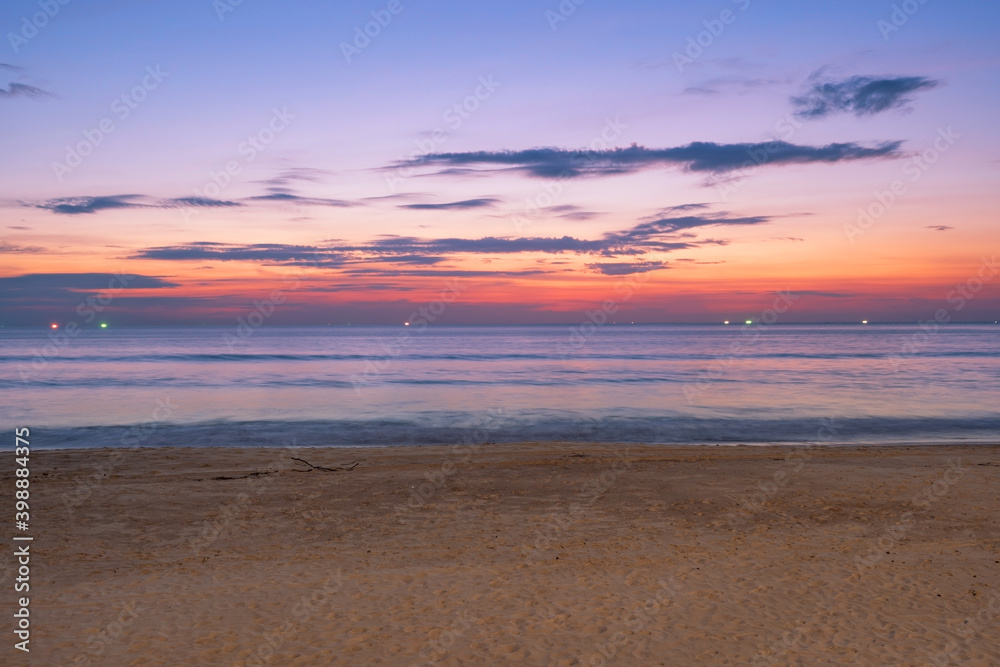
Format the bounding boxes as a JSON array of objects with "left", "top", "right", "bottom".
[
  {"left": 0, "top": 82, "right": 51, "bottom": 99},
  {"left": 136, "top": 242, "right": 347, "bottom": 266},
  {"left": 792, "top": 74, "right": 940, "bottom": 119},
  {"left": 0, "top": 273, "right": 178, "bottom": 290},
  {"left": 785, "top": 290, "right": 855, "bottom": 298},
  {"left": 588, "top": 261, "right": 667, "bottom": 275},
  {"left": 29, "top": 194, "right": 242, "bottom": 215},
  {"left": 341, "top": 268, "right": 552, "bottom": 278},
  {"left": 369, "top": 236, "right": 616, "bottom": 254},
  {"left": 32, "top": 195, "right": 146, "bottom": 215},
  {"left": 604, "top": 212, "right": 769, "bottom": 251},
  {"left": 167, "top": 197, "right": 243, "bottom": 209},
  {"left": 132, "top": 209, "right": 765, "bottom": 274},
  {"left": 26, "top": 192, "right": 355, "bottom": 215},
  {"left": 395, "top": 141, "right": 902, "bottom": 178},
  {"left": 400, "top": 198, "right": 500, "bottom": 210},
  {"left": 926, "top": 225, "right": 953, "bottom": 231},
  {"left": 372, "top": 255, "right": 447, "bottom": 265}
]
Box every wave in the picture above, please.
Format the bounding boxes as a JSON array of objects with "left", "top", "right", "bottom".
[
  {"left": 33, "top": 414, "right": 1000, "bottom": 449},
  {"left": 0, "top": 350, "right": 997, "bottom": 364}
]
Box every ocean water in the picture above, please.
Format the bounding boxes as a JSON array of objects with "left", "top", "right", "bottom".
[{"left": 2, "top": 324, "right": 998, "bottom": 448}]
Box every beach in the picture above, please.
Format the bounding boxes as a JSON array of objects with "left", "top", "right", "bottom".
[{"left": 5, "top": 442, "right": 998, "bottom": 665}]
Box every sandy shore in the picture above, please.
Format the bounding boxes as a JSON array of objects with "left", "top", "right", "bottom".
[{"left": 3, "top": 443, "right": 999, "bottom": 666}]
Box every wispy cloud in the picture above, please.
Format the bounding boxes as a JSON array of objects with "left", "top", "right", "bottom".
[
  {"left": 27, "top": 194, "right": 242, "bottom": 215},
  {"left": 245, "top": 192, "right": 356, "bottom": 207},
  {"left": 0, "top": 241, "right": 46, "bottom": 254},
  {"left": 399, "top": 198, "right": 500, "bottom": 210},
  {"left": 247, "top": 168, "right": 358, "bottom": 207},
  {"left": 394, "top": 141, "right": 902, "bottom": 179},
  {"left": 926, "top": 225, "right": 953, "bottom": 231},
  {"left": 791, "top": 74, "right": 940, "bottom": 119},
  {"left": 547, "top": 205, "right": 603, "bottom": 221},
  {"left": 683, "top": 76, "right": 786, "bottom": 96},
  {"left": 132, "top": 208, "right": 769, "bottom": 272},
  {"left": 259, "top": 167, "right": 331, "bottom": 187},
  {"left": 0, "top": 82, "right": 51, "bottom": 99},
  {"left": 0, "top": 273, "right": 179, "bottom": 290},
  {"left": 341, "top": 268, "right": 552, "bottom": 278},
  {"left": 31, "top": 195, "right": 147, "bottom": 214},
  {"left": 588, "top": 261, "right": 667, "bottom": 275}
]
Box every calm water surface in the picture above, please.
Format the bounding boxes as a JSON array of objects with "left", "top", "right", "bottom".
[{"left": 2, "top": 324, "right": 998, "bottom": 447}]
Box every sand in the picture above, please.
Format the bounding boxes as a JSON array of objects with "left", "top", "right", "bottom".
[{"left": 3, "top": 442, "right": 999, "bottom": 666}]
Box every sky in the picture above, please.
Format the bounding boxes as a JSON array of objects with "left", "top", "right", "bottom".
[{"left": 1, "top": 0, "right": 998, "bottom": 325}]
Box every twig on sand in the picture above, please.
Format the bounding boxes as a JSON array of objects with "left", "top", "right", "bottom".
[
  {"left": 208, "top": 471, "right": 273, "bottom": 481},
  {"left": 290, "top": 457, "right": 363, "bottom": 472}
]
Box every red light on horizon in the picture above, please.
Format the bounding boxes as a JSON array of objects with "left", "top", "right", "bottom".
[{"left": 50, "top": 323, "right": 59, "bottom": 329}]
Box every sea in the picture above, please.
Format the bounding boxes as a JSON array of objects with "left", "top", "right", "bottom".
[{"left": 2, "top": 324, "right": 999, "bottom": 449}]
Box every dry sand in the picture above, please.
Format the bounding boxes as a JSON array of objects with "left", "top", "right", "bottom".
[{"left": 3, "top": 443, "right": 999, "bottom": 666}]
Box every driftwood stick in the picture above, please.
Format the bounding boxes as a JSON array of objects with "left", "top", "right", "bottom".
[
  {"left": 290, "top": 457, "right": 363, "bottom": 472},
  {"left": 211, "top": 471, "right": 273, "bottom": 480}
]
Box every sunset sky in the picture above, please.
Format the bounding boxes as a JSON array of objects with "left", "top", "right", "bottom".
[{"left": 1, "top": 0, "right": 998, "bottom": 325}]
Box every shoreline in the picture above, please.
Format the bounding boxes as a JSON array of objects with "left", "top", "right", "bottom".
[{"left": 28, "top": 439, "right": 1000, "bottom": 452}]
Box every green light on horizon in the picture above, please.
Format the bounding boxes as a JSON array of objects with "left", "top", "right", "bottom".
[
  {"left": 100, "top": 323, "right": 108, "bottom": 328},
  {"left": 745, "top": 319, "right": 753, "bottom": 325}
]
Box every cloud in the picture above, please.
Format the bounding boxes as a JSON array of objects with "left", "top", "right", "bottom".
[
  {"left": 400, "top": 198, "right": 500, "bottom": 210},
  {"left": 588, "top": 261, "right": 667, "bottom": 275},
  {"left": 683, "top": 77, "right": 785, "bottom": 96},
  {"left": 23, "top": 193, "right": 362, "bottom": 215},
  {"left": 245, "top": 192, "right": 356, "bottom": 207},
  {"left": 0, "top": 82, "right": 51, "bottom": 99},
  {"left": 27, "top": 194, "right": 242, "bottom": 215},
  {"left": 604, "top": 211, "right": 769, "bottom": 250},
  {"left": 132, "top": 207, "right": 766, "bottom": 276},
  {"left": 546, "top": 205, "right": 602, "bottom": 221},
  {"left": 166, "top": 197, "right": 243, "bottom": 209},
  {"left": 260, "top": 167, "right": 331, "bottom": 187},
  {"left": 926, "top": 225, "right": 953, "bottom": 231},
  {"left": 245, "top": 168, "right": 361, "bottom": 207},
  {"left": 32, "top": 195, "right": 147, "bottom": 215},
  {"left": 342, "top": 268, "right": 552, "bottom": 278},
  {"left": 135, "top": 242, "right": 347, "bottom": 265},
  {"left": 0, "top": 273, "right": 179, "bottom": 290},
  {"left": 786, "top": 290, "right": 855, "bottom": 298},
  {"left": 0, "top": 241, "right": 46, "bottom": 254},
  {"left": 395, "top": 141, "right": 902, "bottom": 178},
  {"left": 791, "top": 74, "right": 940, "bottom": 119}
]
